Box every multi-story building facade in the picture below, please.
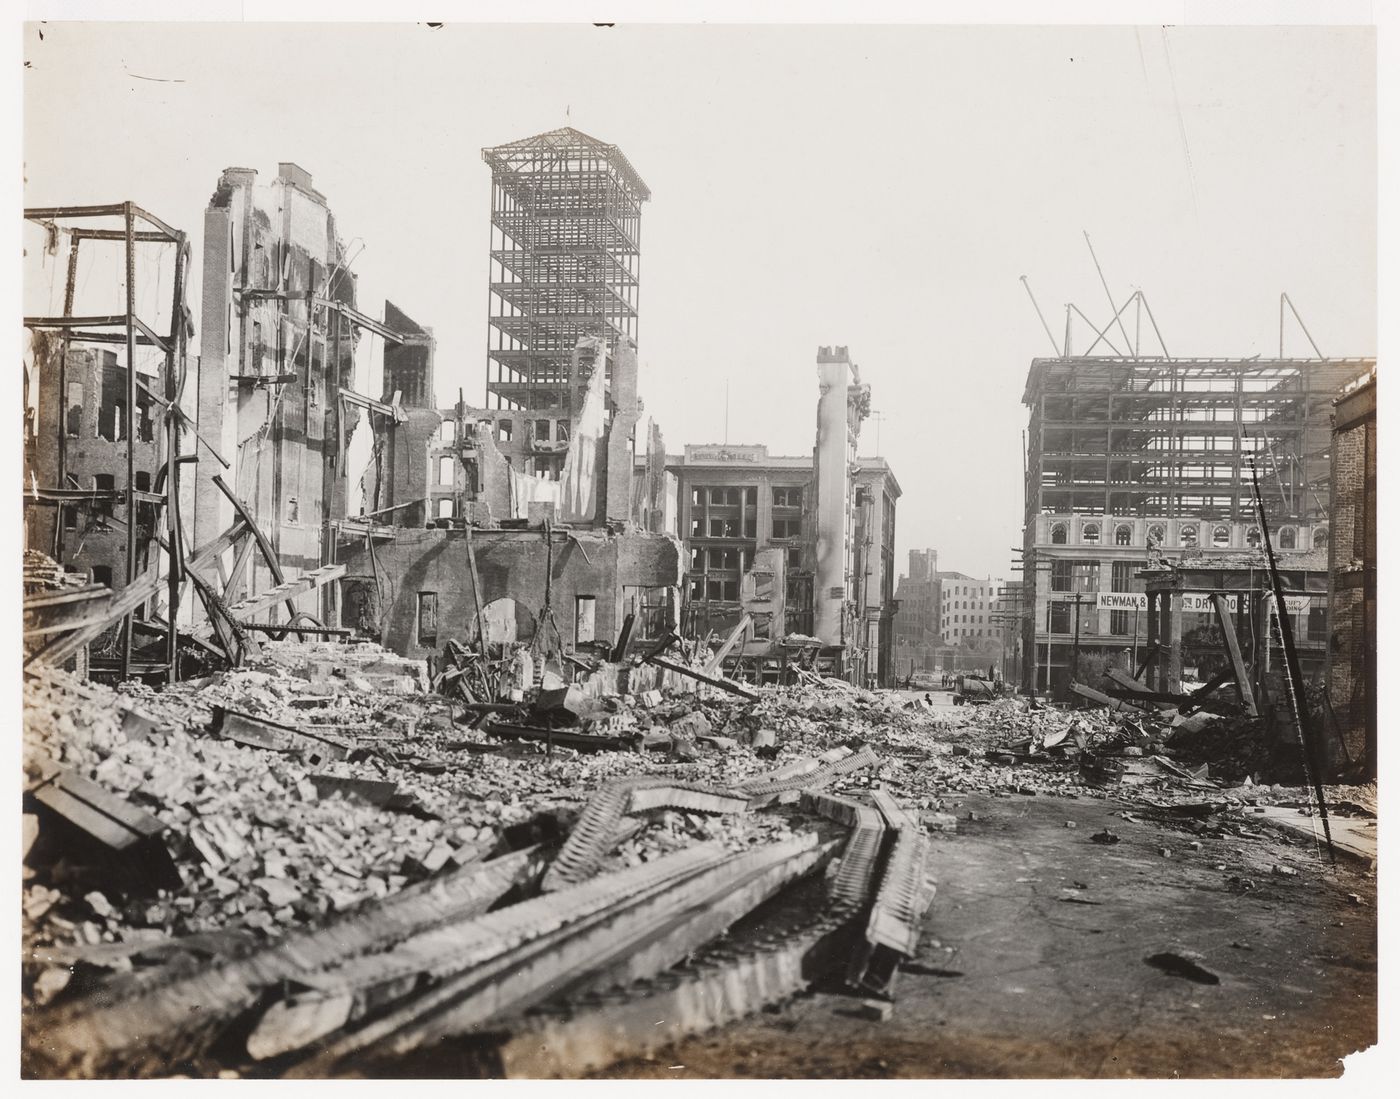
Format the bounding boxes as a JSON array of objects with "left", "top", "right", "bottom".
[
  {"left": 1024, "top": 512, "right": 1333, "bottom": 696},
  {"left": 1021, "top": 354, "right": 1373, "bottom": 699},
  {"left": 665, "top": 447, "right": 901, "bottom": 664},
  {"left": 668, "top": 444, "right": 815, "bottom": 641}
]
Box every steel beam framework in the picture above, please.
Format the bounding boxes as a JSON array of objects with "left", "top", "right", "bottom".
[
  {"left": 1023, "top": 357, "right": 1374, "bottom": 526},
  {"left": 482, "top": 128, "right": 648, "bottom": 412},
  {"left": 23, "top": 203, "right": 191, "bottom": 681}
]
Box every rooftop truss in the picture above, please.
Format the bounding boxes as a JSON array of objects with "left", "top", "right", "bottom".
[{"left": 482, "top": 128, "right": 648, "bottom": 411}]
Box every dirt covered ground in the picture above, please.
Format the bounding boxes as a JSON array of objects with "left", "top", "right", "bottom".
[{"left": 602, "top": 698, "right": 1377, "bottom": 1079}]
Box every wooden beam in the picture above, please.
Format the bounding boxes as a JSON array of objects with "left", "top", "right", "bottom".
[
  {"left": 193, "top": 564, "right": 345, "bottom": 641},
  {"left": 1070, "top": 680, "right": 1154, "bottom": 712},
  {"left": 646, "top": 655, "right": 760, "bottom": 700},
  {"left": 1211, "top": 593, "right": 1259, "bottom": 717},
  {"left": 703, "top": 613, "right": 752, "bottom": 677}
]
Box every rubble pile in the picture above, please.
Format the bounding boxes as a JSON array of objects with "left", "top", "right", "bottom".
[
  {"left": 21, "top": 639, "right": 1376, "bottom": 1077},
  {"left": 24, "top": 549, "right": 89, "bottom": 593},
  {"left": 22, "top": 650, "right": 897, "bottom": 986}
]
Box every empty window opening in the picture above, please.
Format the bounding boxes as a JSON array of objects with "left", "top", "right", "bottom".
[
  {"left": 65, "top": 382, "right": 83, "bottom": 437},
  {"left": 575, "top": 595, "right": 597, "bottom": 645},
  {"left": 93, "top": 473, "right": 115, "bottom": 517},
  {"left": 438, "top": 456, "right": 455, "bottom": 485},
  {"left": 417, "top": 592, "right": 438, "bottom": 647},
  {"left": 1212, "top": 525, "right": 1230, "bottom": 548},
  {"left": 437, "top": 497, "right": 455, "bottom": 520}
]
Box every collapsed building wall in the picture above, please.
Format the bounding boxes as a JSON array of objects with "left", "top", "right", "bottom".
[
  {"left": 195, "top": 164, "right": 362, "bottom": 620},
  {"left": 337, "top": 527, "right": 682, "bottom": 664}
]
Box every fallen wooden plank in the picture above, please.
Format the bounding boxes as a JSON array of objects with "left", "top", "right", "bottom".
[
  {"left": 29, "top": 565, "right": 162, "bottom": 668},
  {"left": 210, "top": 706, "right": 351, "bottom": 764},
  {"left": 193, "top": 564, "right": 345, "bottom": 641},
  {"left": 309, "top": 774, "right": 398, "bottom": 806},
  {"left": 486, "top": 721, "right": 631, "bottom": 753},
  {"left": 1104, "top": 667, "right": 1158, "bottom": 696},
  {"left": 646, "top": 655, "right": 760, "bottom": 700},
  {"left": 26, "top": 766, "right": 181, "bottom": 892},
  {"left": 703, "top": 613, "right": 752, "bottom": 677},
  {"left": 1212, "top": 592, "right": 1259, "bottom": 717},
  {"left": 1070, "top": 680, "right": 1155, "bottom": 712}
]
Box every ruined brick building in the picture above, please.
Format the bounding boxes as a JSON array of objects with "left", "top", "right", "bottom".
[
  {"left": 1326, "top": 368, "right": 1376, "bottom": 775},
  {"left": 22, "top": 202, "right": 192, "bottom": 679}
]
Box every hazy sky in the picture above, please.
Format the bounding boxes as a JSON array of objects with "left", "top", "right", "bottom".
[{"left": 21, "top": 21, "right": 1376, "bottom": 578}]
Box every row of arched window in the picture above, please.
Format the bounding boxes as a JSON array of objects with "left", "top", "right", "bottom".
[{"left": 1049, "top": 521, "right": 1326, "bottom": 550}]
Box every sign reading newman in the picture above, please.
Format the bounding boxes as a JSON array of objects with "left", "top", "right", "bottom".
[{"left": 1093, "top": 592, "right": 1313, "bottom": 615}]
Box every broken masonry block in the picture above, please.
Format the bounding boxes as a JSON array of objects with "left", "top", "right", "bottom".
[{"left": 855, "top": 999, "right": 894, "bottom": 1021}]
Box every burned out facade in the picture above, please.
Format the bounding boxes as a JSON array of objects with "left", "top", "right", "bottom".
[
  {"left": 25, "top": 341, "right": 165, "bottom": 596},
  {"left": 336, "top": 337, "right": 682, "bottom": 665},
  {"left": 192, "top": 162, "right": 409, "bottom": 627},
  {"left": 332, "top": 128, "right": 681, "bottom": 669}
]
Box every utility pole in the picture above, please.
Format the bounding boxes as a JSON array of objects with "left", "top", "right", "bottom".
[
  {"left": 1071, "top": 593, "right": 1084, "bottom": 685},
  {"left": 870, "top": 410, "right": 886, "bottom": 455}
]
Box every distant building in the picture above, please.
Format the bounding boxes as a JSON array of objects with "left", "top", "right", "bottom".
[
  {"left": 893, "top": 550, "right": 939, "bottom": 672},
  {"left": 663, "top": 443, "right": 901, "bottom": 687},
  {"left": 893, "top": 560, "right": 1014, "bottom": 677}
]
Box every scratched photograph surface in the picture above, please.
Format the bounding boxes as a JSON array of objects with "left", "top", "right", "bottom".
[{"left": 17, "top": 11, "right": 1379, "bottom": 1083}]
